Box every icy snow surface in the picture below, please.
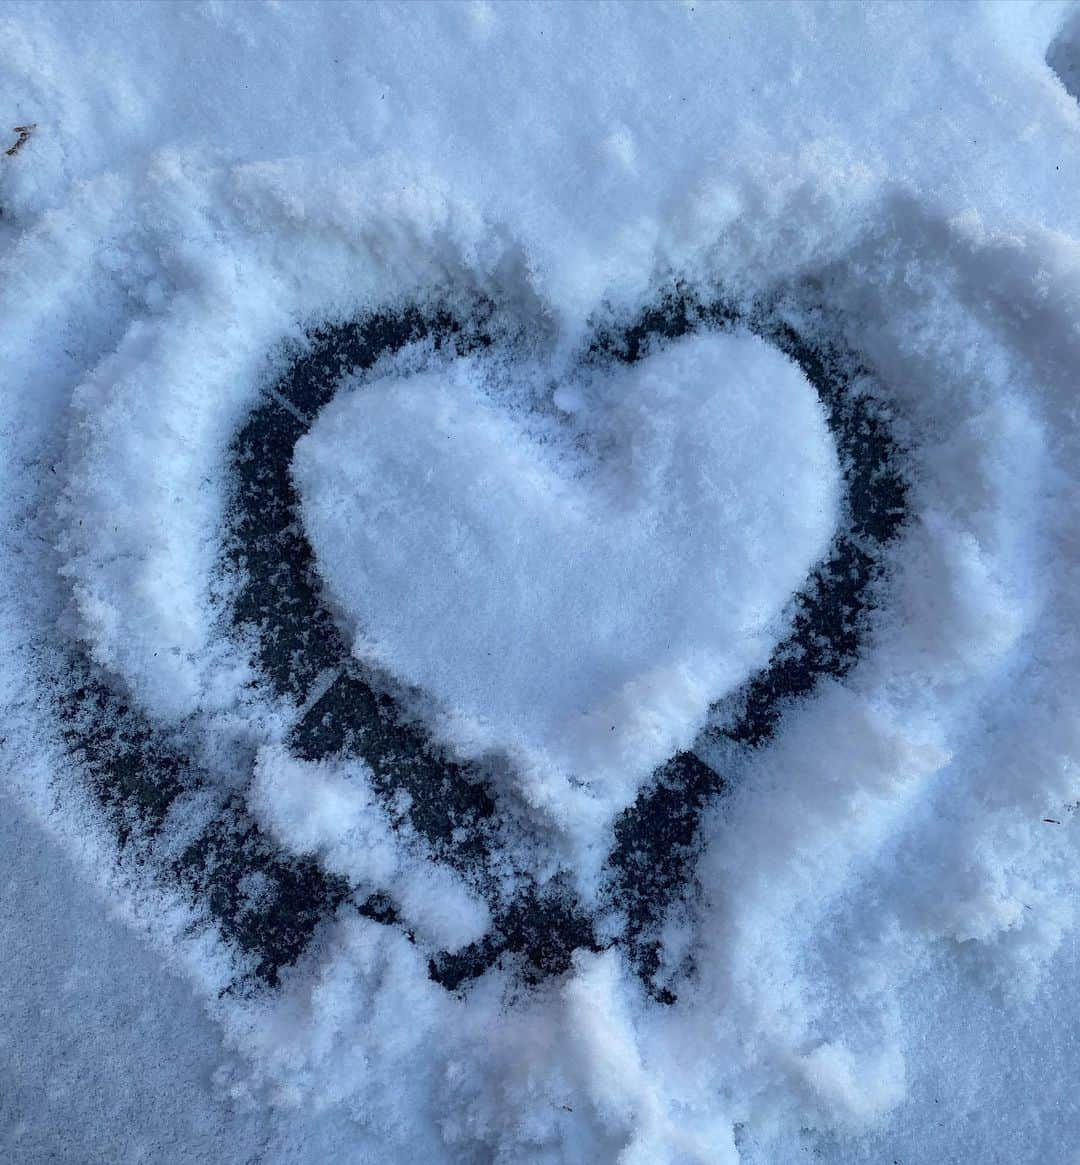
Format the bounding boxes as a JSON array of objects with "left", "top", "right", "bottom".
[{"left": 2, "top": 1, "right": 1080, "bottom": 1162}]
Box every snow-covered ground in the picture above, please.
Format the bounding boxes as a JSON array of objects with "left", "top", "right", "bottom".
[{"left": 2, "top": 2, "right": 1080, "bottom": 1162}]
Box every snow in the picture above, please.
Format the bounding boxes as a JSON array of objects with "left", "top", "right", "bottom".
[
  {"left": 250, "top": 745, "right": 492, "bottom": 951},
  {"left": 0, "top": 1, "right": 1079, "bottom": 1163},
  {"left": 294, "top": 331, "right": 838, "bottom": 856}
]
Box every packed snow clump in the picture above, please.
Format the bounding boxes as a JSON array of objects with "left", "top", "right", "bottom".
[{"left": 294, "top": 331, "right": 838, "bottom": 852}]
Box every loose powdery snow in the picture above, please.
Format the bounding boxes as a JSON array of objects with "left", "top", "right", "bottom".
[{"left": 1, "top": 2, "right": 1079, "bottom": 1163}]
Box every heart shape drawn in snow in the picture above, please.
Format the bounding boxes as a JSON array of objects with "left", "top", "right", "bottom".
[{"left": 294, "top": 329, "right": 840, "bottom": 840}]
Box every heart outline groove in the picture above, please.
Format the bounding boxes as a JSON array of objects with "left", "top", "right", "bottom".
[{"left": 53, "top": 282, "right": 908, "bottom": 1002}]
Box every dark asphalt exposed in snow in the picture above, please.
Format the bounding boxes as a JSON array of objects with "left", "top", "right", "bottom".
[{"left": 54, "top": 284, "right": 908, "bottom": 1001}]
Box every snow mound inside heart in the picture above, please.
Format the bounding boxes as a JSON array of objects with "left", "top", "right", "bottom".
[{"left": 294, "top": 330, "right": 840, "bottom": 830}]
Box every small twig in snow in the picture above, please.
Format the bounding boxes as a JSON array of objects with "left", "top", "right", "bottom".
[{"left": 5, "top": 124, "right": 36, "bottom": 157}]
